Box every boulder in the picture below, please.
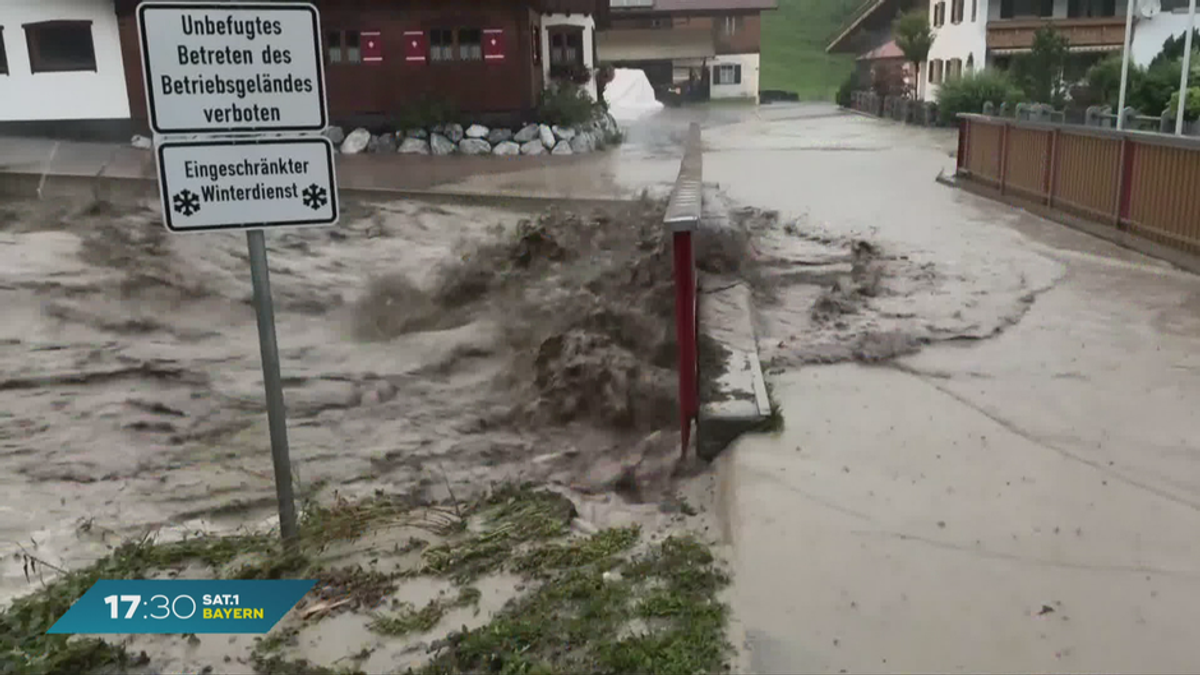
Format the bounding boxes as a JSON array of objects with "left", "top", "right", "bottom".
[
  {"left": 492, "top": 141, "right": 521, "bottom": 156},
  {"left": 551, "top": 142, "right": 573, "bottom": 156},
  {"left": 369, "top": 133, "right": 397, "bottom": 153},
  {"left": 397, "top": 137, "right": 430, "bottom": 154},
  {"left": 487, "top": 128, "right": 514, "bottom": 144},
  {"left": 341, "top": 128, "right": 371, "bottom": 154},
  {"left": 466, "top": 124, "right": 490, "bottom": 139},
  {"left": 430, "top": 133, "right": 456, "bottom": 156},
  {"left": 458, "top": 138, "right": 492, "bottom": 155},
  {"left": 406, "top": 128, "right": 429, "bottom": 140},
  {"left": 538, "top": 124, "right": 557, "bottom": 149},
  {"left": 130, "top": 135, "right": 153, "bottom": 150},
  {"left": 444, "top": 123, "right": 465, "bottom": 143},
  {"left": 569, "top": 131, "right": 594, "bottom": 154},
  {"left": 321, "top": 126, "right": 345, "bottom": 145},
  {"left": 513, "top": 124, "right": 540, "bottom": 143},
  {"left": 520, "top": 139, "right": 546, "bottom": 155},
  {"left": 552, "top": 125, "right": 576, "bottom": 141}
]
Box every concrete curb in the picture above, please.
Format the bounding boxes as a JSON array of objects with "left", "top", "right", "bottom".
[
  {"left": 696, "top": 278, "right": 771, "bottom": 461},
  {"left": 0, "top": 170, "right": 639, "bottom": 212}
]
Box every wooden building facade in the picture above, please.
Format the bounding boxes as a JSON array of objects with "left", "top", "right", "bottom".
[{"left": 113, "top": 0, "right": 607, "bottom": 132}]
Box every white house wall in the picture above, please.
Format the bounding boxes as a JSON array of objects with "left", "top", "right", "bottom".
[
  {"left": 926, "top": 0, "right": 989, "bottom": 101},
  {"left": 709, "top": 53, "right": 759, "bottom": 101},
  {"left": 0, "top": 0, "right": 130, "bottom": 122},
  {"left": 541, "top": 13, "right": 597, "bottom": 100},
  {"left": 1131, "top": 10, "right": 1197, "bottom": 65}
]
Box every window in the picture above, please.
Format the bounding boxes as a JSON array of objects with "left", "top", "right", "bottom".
[
  {"left": 722, "top": 15, "right": 743, "bottom": 36},
  {"left": 458, "top": 28, "right": 482, "bottom": 61},
  {"left": 949, "top": 58, "right": 962, "bottom": 79},
  {"left": 326, "top": 29, "right": 361, "bottom": 63},
  {"left": 0, "top": 28, "right": 7, "bottom": 75},
  {"left": 933, "top": 2, "right": 946, "bottom": 26},
  {"left": 23, "top": 21, "right": 95, "bottom": 73},
  {"left": 714, "top": 63, "right": 741, "bottom": 85},
  {"left": 929, "top": 59, "right": 943, "bottom": 84},
  {"left": 549, "top": 28, "right": 583, "bottom": 67},
  {"left": 1068, "top": 0, "right": 1117, "bottom": 16},
  {"left": 972, "top": 0, "right": 978, "bottom": 21},
  {"left": 951, "top": 0, "right": 964, "bottom": 23},
  {"left": 966, "top": 53, "right": 974, "bottom": 71},
  {"left": 430, "top": 28, "right": 453, "bottom": 62},
  {"left": 1001, "top": 0, "right": 1055, "bottom": 17}
]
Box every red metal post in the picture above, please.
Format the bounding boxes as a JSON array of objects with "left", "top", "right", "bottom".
[{"left": 673, "top": 231, "right": 697, "bottom": 457}]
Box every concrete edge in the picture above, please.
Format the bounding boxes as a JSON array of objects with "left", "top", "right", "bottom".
[
  {"left": 0, "top": 170, "right": 640, "bottom": 212},
  {"left": 695, "top": 287, "right": 772, "bottom": 462},
  {"left": 948, "top": 173, "right": 1200, "bottom": 276},
  {"left": 747, "top": 351, "right": 771, "bottom": 417}
]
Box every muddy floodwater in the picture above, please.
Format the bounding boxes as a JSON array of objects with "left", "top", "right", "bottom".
[{"left": 2, "top": 102, "right": 1199, "bottom": 674}]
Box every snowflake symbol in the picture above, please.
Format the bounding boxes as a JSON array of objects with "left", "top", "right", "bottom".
[
  {"left": 172, "top": 189, "right": 201, "bottom": 217},
  {"left": 302, "top": 183, "right": 328, "bottom": 211}
]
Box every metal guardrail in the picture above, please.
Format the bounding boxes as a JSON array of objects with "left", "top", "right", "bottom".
[
  {"left": 666, "top": 122, "right": 702, "bottom": 458},
  {"left": 665, "top": 123, "right": 702, "bottom": 231}
]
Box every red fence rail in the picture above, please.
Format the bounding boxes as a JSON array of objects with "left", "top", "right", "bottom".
[{"left": 957, "top": 114, "right": 1200, "bottom": 258}]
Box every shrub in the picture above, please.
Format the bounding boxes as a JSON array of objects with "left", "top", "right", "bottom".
[
  {"left": 1133, "top": 59, "right": 1182, "bottom": 115},
  {"left": 1011, "top": 25, "right": 1069, "bottom": 104},
  {"left": 394, "top": 98, "right": 459, "bottom": 130},
  {"left": 538, "top": 82, "right": 597, "bottom": 127},
  {"left": 836, "top": 72, "right": 855, "bottom": 107},
  {"left": 936, "top": 69, "right": 1025, "bottom": 123},
  {"left": 1081, "top": 54, "right": 1130, "bottom": 109},
  {"left": 1167, "top": 87, "right": 1200, "bottom": 122}
]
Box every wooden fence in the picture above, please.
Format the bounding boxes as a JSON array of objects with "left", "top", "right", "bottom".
[{"left": 956, "top": 114, "right": 1200, "bottom": 258}]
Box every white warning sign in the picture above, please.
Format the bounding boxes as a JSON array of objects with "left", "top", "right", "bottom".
[
  {"left": 138, "top": 2, "right": 327, "bottom": 134},
  {"left": 157, "top": 138, "right": 338, "bottom": 232}
]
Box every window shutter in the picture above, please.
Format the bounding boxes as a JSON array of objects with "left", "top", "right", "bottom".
[
  {"left": 403, "top": 31, "right": 426, "bottom": 63},
  {"left": 734, "top": 64, "right": 742, "bottom": 85},
  {"left": 361, "top": 30, "right": 382, "bottom": 63},
  {"left": 483, "top": 29, "right": 505, "bottom": 62}
]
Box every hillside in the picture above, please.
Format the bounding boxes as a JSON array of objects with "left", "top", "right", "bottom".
[{"left": 760, "top": 0, "right": 864, "bottom": 100}]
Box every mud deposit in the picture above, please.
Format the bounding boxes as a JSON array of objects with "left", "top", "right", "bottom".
[
  {"left": 698, "top": 193, "right": 1064, "bottom": 370},
  {"left": 0, "top": 195, "right": 714, "bottom": 617}
]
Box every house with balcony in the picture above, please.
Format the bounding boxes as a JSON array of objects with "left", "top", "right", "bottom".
[
  {"left": 596, "top": 0, "right": 777, "bottom": 103},
  {"left": 113, "top": 0, "right": 609, "bottom": 133},
  {"left": 826, "top": 0, "right": 928, "bottom": 97},
  {"left": 832, "top": 0, "right": 1195, "bottom": 103}
]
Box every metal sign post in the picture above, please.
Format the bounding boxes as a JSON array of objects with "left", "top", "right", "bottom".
[
  {"left": 246, "top": 230, "right": 298, "bottom": 542},
  {"left": 138, "top": 1, "right": 337, "bottom": 545}
]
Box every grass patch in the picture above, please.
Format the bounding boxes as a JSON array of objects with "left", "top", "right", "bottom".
[
  {"left": 761, "top": 0, "right": 861, "bottom": 100},
  {"left": 369, "top": 586, "right": 481, "bottom": 637},
  {"left": 420, "top": 484, "right": 577, "bottom": 583},
  {"left": 421, "top": 534, "right": 731, "bottom": 675},
  {"left": 0, "top": 534, "right": 285, "bottom": 675},
  {"left": 3, "top": 484, "right": 733, "bottom": 675}
]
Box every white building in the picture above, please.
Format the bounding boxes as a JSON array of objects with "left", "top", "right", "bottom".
[
  {"left": 597, "top": 0, "right": 775, "bottom": 104},
  {"left": 0, "top": 0, "right": 131, "bottom": 133},
  {"left": 924, "top": 0, "right": 1194, "bottom": 101}
]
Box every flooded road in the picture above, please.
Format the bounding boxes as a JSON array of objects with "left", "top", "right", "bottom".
[{"left": 685, "top": 104, "right": 1200, "bottom": 673}]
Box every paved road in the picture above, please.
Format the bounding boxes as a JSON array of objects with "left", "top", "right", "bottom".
[{"left": 652, "top": 104, "right": 1200, "bottom": 673}]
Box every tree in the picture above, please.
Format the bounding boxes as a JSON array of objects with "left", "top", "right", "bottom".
[
  {"left": 1151, "top": 29, "right": 1200, "bottom": 69},
  {"left": 893, "top": 10, "right": 934, "bottom": 100},
  {"left": 1013, "top": 26, "right": 1069, "bottom": 104}
]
